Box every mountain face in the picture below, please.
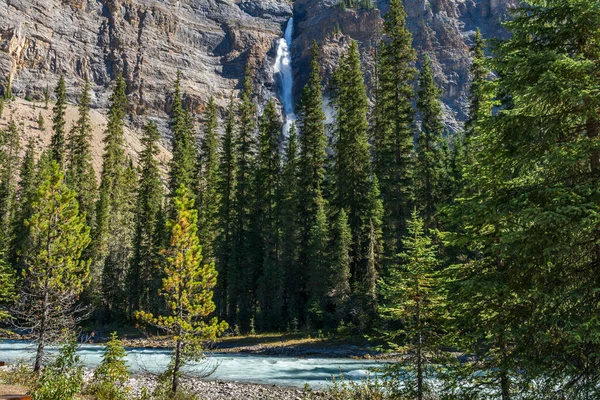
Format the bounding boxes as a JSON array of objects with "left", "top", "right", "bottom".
[{"left": 0, "top": 0, "right": 514, "bottom": 130}]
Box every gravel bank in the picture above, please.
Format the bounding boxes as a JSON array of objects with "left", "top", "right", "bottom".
[{"left": 127, "top": 374, "right": 317, "bottom": 400}]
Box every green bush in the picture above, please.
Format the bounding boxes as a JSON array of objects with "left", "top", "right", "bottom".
[
  {"left": 33, "top": 339, "right": 84, "bottom": 400},
  {"left": 0, "top": 362, "right": 36, "bottom": 386},
  {"left": 87, "top": 332, "right": 130, "bottom": 400}
]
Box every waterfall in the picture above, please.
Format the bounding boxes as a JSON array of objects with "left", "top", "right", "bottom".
[{"left": 274, "top": 17, "right": 295, "bottom": 134}]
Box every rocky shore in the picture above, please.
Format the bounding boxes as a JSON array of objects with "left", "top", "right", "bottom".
[{"left": 127, "top": 374, "right": 314, "bottom": 400}]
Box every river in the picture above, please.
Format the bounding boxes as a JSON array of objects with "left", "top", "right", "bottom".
[{"left": 0, "top": 340, "right": 384, "bottom": 388}]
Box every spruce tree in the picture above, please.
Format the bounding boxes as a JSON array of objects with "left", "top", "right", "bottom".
[
  {"left": 255, "top": 100, "right": 282, "bottom": 330},
  {"left": 215, "top": 97, "right": 237, "bottom": 319},
  {"left": 415, "top": 55, "right": 449, "bottom": 229},
  {"left": 372, "top": 0, "right": 417, "bottom": 271},
  {"left": 92, "top": 75, "right": 134, "bottom": 320},
  {"left": 329, "top": 208, "right": 351, "bottom": 323},
  {"left": 51, "top": 75, "right": 67, "bottom": 167},
  {"left": 330, "top": 41, "right": 382, "bottom": 305},
  {"left": 15, "top": 161, "right": 91, "bottom": 372},
  {"left": 229, "top": 67, "right": 257, "bottom": 330},
  {"left": 0, "top": 120, "right": 20, "bottom": 254},
  {"left": 66, "top": 78, "right": 97, "bottom": 227},
  {"left": 306, "top": 193, "right": 329, "bottom": 328},
  {"left": 168, "top": 71, "right": 197, "bottom": 201},
  {"left": 197, "top": 97, "right": 221, "bottom": 262},
  {"left": 128, "top": 122, "right": 163, "bottom": 318},
  {"left": 448, "top": 1, "right": 600, "bottom": 397},
  {"left": 280, "top": 124, "right": 301, "bottom": 322},
  {"left": 136, "top": 185, "right": 227, "bottom": 394},
  {"left": 379, "top": 211, "right": 444, "bottom": 400},
  {"left": 8, "top": 138, "right": 36, "bottom": 270},
  {"left": 0, "top": 257, "right": 14, "bottom": 323},
  {"left": 297, "top": 42, "right": 327, "bottom": 321},
  {"left": 465, "top": 28, "right": 490, "bottom": 140}
]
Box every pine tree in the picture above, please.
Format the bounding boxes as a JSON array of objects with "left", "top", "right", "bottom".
[
  {"left": 415, "top": 55, "right": 449, "bottom": 229},
  {"left": 128, "top": 122, "right": 164, "bottom": 318},
  {"left": 379, "top": 211, "right": 444, "bottom": 400},
  {"left": 136, "top": 185, "right": 227, "bottom": 394},
  {"left": 0, "top": 120, "right": 20, "bottom": 254},
  {"left": 330, "top": 41, "right": 381, "bottom": 304},
  {"left": 51, "top": 75, "right": 67, "bottom": 167},
  {"left": 66, "top": 78, "right": 97, "bottom": 228},
  {"left": 197, "top": 97, "right": 221, "bottom": 262},
  {"left": 280, "top": 124, "right": 301, "bottom": 322},
  {"left": 297, "top": 42, "right": 327, "bottom": 321},
  {"left": 255, "top": 100, "right": 282, "bottom": 330},
  {"left": 306, "top": 193, "right": 329, "bottom": 328},
  {"left": 168, "top": 71, "right": 197, "bottom": 201},
  {"left": 229, "top": 67, "right": 257, "bottom": 330},
  {"left": 15, "top": 161, "right": 91, "bottom": 372},
  {"left": 92, "top": 75, "right": 134, "bottom": 320},
  {"left": 215, "top": 97, "right": 237, "bottom": 319},
  {"left": 372, "top": 0, "right": 417, "bottom": 271}
]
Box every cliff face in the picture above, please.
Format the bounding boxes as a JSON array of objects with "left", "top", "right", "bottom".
[
  {"left": 293, "top": 0, "right": 517, "bottom": 131},
  {"left": 0, "top": 0, "right": 292, "bottom": 117},
  {"left": 0, "top": 0, "right": 514, "bottom": 131}
]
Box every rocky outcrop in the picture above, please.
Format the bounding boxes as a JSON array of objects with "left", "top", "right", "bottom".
[
  {"left": 0, "top": 0, "right": 292, "bottom": 120},
  {"left": 292, "top": 0, "right": 517, "bottom": 131}
]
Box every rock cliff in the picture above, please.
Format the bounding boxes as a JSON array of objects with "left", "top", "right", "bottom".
[{"left": 0, "top": 0, "right": 515, "bottom": 133}]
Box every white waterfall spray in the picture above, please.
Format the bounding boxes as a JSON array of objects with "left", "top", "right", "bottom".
[{"left": 274, "top": 17, "right": 295, "bottom": 135}]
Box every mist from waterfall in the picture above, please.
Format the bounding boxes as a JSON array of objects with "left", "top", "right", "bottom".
[{"left": 274, "top": 17, "right": 295, "bottom": 135}]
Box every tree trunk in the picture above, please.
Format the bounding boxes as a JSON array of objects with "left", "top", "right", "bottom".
[
  {"left": 34, "top": 291, "right": 49, "bottom": 372},
  {"left": 172, "top": 335, "right": 182, "bottom": 393},
  {"left": 416, "top": 282, "right": 423, "bottom": 400}
]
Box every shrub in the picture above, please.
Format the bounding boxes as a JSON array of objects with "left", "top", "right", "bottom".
[
  {"left": 87, "top": 332, "right": 130, "bottom": 400},
  {"left": 33, "top": 339, "right": 84, "bottom": 400}
]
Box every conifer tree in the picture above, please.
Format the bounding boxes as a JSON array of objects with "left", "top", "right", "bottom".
[
  {"left": 415, "top": 55, "right": 449, "bottom": 229},
  {"left": 51, "top": 75, "right": 67, "bottom": 167},
  {"left": 448, "top": 1, "right": 600, "bottom": 397},
  {"left": 372, "top": 0, "right": 417, "bottom": 269},
  {"left": 129, "top": 122, "right": 163, "bottom": 317},
  {"left": 255, "top": 100, "right": 282, "bottom": 330},
  {"left": 297, "top": 42, "right": 327, "bottom": 319},
  {"left": 306, "top": 193, "right": 329, "bottom": 327},
  {"left": 90, "top": 332, "right": 130, "bottom": 400},
  {"left": 329, "top": 208, "right": 351, "bottom": 322},
  {"left": 465, "top": 28, "right": 490, "bottom": 140},
  {"left": 229, "top": 67, "right": 257, "bottom": 330},
  {"left": 8, "top": 138, "right": 36, "bottom": 270},
  {"left": 379, "top": 211, "right": 443, "bottom": 400},
  {"left": 215, "top": 97, "right": 237, "bottom": 318},
  {"left": 330, "top": 41, "right": 382, "bottom": 303},
  {"left": 0, "top": 257, "right": 14, "bottom": 323},
  {"left": 67, "top": 78, "right": 97, "bottom": 227},
  {"left": 136, "top": 185, "right": 227, "bottom": 394},
  {"left": 92, "top": 75, "right": 134, "bottom": 319},
  {"left": 15, "top": 161, "right": 91, "bottom": 372},
  {"left": 197, "top": 97, "right": 221, "bottom": 262},
  {"left": 280, "top": 124, "right": 301, "bottom": 321},
  {"left": 169, "top": 71, "right": 197, "bottom": 200},
  {"left": 0, "top": 120, "right": 20, "bottom": 254}
]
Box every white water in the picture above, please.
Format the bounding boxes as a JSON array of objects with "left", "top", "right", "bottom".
[
  {"left": 0, "top": 340, "right": 384, "bottom": 388},
  {"left": 274, "top": 18, "right": 296, "bottom": 135}
]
